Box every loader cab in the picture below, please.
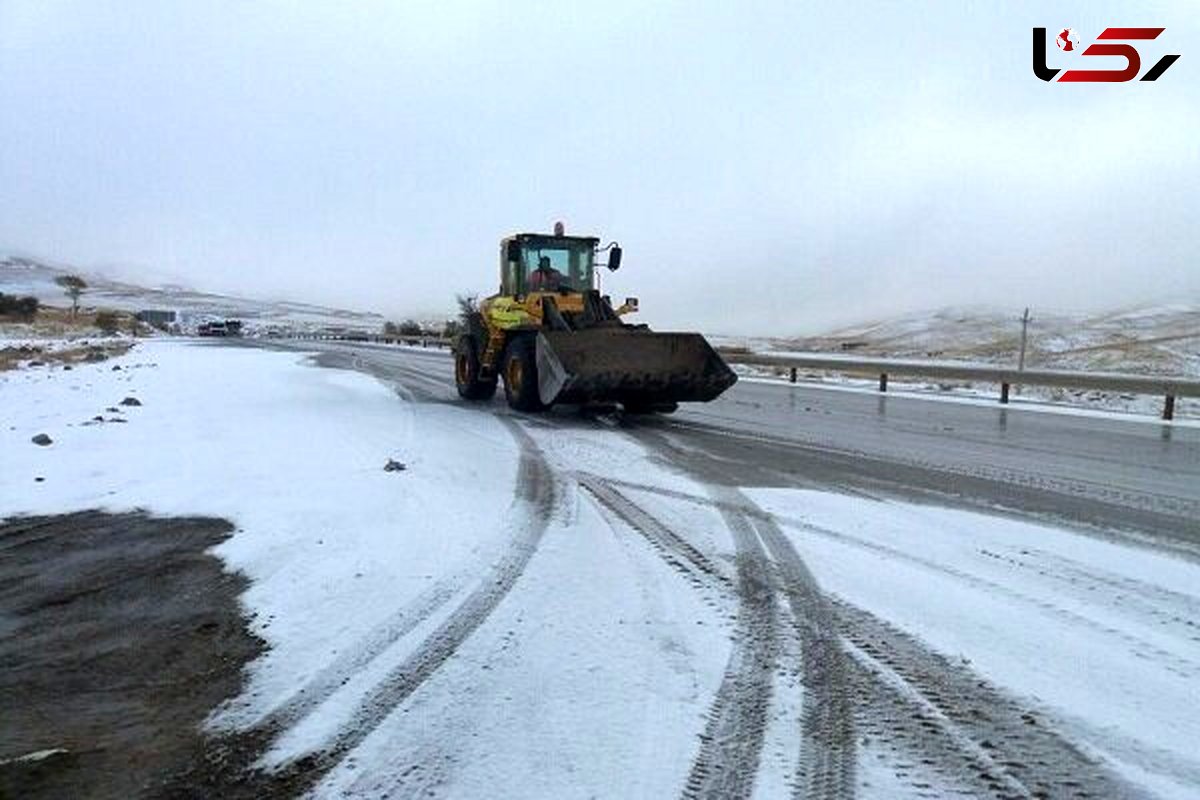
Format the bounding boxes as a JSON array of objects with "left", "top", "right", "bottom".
[{"left": 500, "top": 233, "right": 600, "bottom": 297}]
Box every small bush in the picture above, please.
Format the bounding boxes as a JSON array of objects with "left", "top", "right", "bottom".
[
  {"left": 0, "top": 292, "right": 40, "bottom": 320},
  {"left": 95, "top": 310, "right": 121, "bottom": 334},
  {"left": 397, "top": 319, "right": 423, "bottom": 337}
]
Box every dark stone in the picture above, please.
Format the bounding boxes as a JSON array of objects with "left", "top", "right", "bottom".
[
  {"left": 31, "top": 433, "right": 53, "bottom": 446},
  {"left": 383, "top": 458, "right": 406, "bottom": 472},
  {"left": 119, "top": 397, "right": 142, "bottom": 407}
]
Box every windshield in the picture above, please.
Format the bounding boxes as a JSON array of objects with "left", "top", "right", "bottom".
[{"left": 517, "top": 238, "right": 594, "bottom": 293}]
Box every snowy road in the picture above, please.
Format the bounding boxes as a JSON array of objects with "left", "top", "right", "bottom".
[
  {"left": 254, "top": 339, "right": 1199, "bottom": 799},
  {"left": 5, "top": 339, "right": 1199, "bottom": 799}
]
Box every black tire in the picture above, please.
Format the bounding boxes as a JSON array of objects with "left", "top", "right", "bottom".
[
  {"left": 455, "top": 335, "right": 497, "bottom": 400},
  {"left": 502, "top": 336, "right": 546, "bottom": 412}
]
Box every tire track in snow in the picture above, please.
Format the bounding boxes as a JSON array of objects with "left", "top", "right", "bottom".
[
  {"left": 227, "top": 350, "right": 483, "bottom": 736},
  {"left": 590, "top": 470, "right": 1135, "bottom": 798},
  {"left": 608, "top": 426, "right": 859, "bottom": 800},
  {"left": 678, "top": 505, "right": 779, "bottom": 800},
  {"left": 174, "top": 418, "right": 557, "bottom": 798},
  {"left": 300, "top": 418, "right": 557, "bottom": 774},
  {"left": 580, "top": 478, "right": 779, "bottom": 800},
  {"left": 772, "top": 516, "right": 1200, "bottom": 680},
  {"left": 590, "top": 461, "right": 1140, "bottom": 796},
  {"left": 836, "top": 599, "right": 1145, "bottom": 799},
  {"left": 595, "top": 430, "right": 1152, "bottom": 799},
  {"left": 978, "top": 546, "right": 1200, "bottom": 642},
  {"left": 586, "top": 474, "right": 1200, "bottom": 679},
  {"left": 748, "top": 511, "right": 857, "bottom": 800},
  {"left": 242, "top": 573, "right": 462, "bottom": 735},
  {"left": 576, "top": 475, "right": 731, "bottom": 595}
]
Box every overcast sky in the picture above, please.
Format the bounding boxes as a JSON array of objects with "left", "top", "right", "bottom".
[{"left": 2, "top": 1, "right": 1197, "bottom": 334}]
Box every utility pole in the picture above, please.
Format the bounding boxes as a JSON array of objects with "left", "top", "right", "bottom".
[{"left": 1017, "top": 307, "right": 1031, "bottom": 372}]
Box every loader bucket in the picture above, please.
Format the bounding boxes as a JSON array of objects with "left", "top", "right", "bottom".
[{"left": 535, "top": 328, "right": 737, "bottom": 407}]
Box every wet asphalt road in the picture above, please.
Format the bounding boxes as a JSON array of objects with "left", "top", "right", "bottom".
[{"left": 271, "top": 341, "right": 1200, "bottom": 552}]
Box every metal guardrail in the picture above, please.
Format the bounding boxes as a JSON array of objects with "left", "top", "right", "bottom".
[
  {"left": 288, "top": 333, "right": 453, "bottom": 349},
  {"left": 721, "top": 351, "right": 1199, "bottom": 420}
]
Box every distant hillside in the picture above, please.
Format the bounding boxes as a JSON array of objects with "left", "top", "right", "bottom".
[
  {"left": 1, "top": 254, "right": 386, "bottom": 333},
  {"left": 729, "top": 305, "right": 1200, "bottom": 379}
]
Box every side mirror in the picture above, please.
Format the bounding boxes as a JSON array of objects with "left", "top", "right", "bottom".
[
  {"left": 505, "top": 240, "right": 521, "bottom": 263},
  {"left": 607, "top": 245, "right": 622, "bottom": 272}
]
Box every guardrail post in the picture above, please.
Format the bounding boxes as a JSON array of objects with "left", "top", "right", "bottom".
[
  {"left": 789, "top": 367, "right": 797, "bottom": 383},
  {"left": 1163, "top": 394, "right": 1176, "bottom": 421},
  {"left": 1000, "top": 382, "right": 1010, "bottom": 404},
  {"left": 879, "top": 373, "right": 888, "bottom": 393}
]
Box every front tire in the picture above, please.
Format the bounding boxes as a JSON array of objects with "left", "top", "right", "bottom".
[
  {"left": 455, "top": 335, "right": 497, "bottom": 400},
  {"left": 502, "top": 336, "right": 546, "bottom": 412}
]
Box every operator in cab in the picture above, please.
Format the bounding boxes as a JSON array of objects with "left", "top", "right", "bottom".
[{"left": 529, "top": 255, "right": 565, "bottom": 292}]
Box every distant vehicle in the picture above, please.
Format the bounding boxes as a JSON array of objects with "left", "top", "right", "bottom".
[{"left": 197, "top": 319, "right": 243, "bottom": 337}]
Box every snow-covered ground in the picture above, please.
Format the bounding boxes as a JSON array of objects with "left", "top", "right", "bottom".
[{"left": 4, "top": 341, "right": 1198, "bottom": 798}]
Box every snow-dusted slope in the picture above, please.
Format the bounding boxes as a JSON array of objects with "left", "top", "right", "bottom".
[
  {"left": 764, "top": 304, "right": 1200, "bottom": 378},
  {"left": 709, "top": 304, "right": 1200, "bottom": 418},
  {"left": 0, "top": 254, "right": 386, "bottom": 333}
]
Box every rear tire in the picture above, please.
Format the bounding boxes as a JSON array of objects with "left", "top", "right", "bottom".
[
  {"left": 502, "top": 336, "right": 546, "bottom": 412},
  {"left": 455, "top": 335, "right": 497, "bottom": 401}
]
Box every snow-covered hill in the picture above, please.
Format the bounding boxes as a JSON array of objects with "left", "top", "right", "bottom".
[
  {"left": 722, "top": 304, "right": 1200, "bottom": 379},
  {"left": 710, "top": 304, "right": 1200, "bottom": 419},
  {"left": 1, "top": 254, "right": 386, "bottom": 334}
]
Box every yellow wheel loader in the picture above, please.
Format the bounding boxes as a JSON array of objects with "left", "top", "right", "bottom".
[{"left": 455, "top": 224, "right": 737, "bottom": 413}]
